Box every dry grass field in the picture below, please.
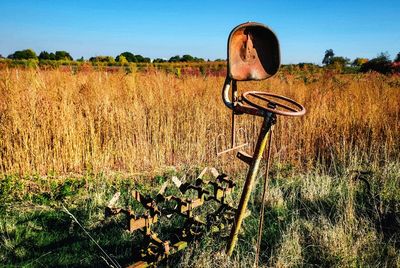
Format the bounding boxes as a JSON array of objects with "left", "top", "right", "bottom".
[
  {"left": 0, "top": 68, "right": 399, "bottom": 267},
  {"left": 1, "top": 68, "right": 398, "bottom": 175}
]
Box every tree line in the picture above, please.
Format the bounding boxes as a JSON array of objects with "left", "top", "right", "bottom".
[
  {"left": 1, "top": 49, "right": 206, "bottom": 63},
  {"left": 321, "top": 49, "right": 400, "bottom": 74},
  {"left": 2, "top": 48, "right": 399, "bottom": 74}
]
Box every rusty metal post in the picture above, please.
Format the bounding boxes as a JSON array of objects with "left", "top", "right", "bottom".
[{"left": 226, "top": 112, "right": 275, "bottom": 256}]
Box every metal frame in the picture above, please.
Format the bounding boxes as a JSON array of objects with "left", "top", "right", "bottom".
[
  {"left": 105, "top": 168, "right": 243, "bottom": 267},
  {"left": 219, "top": 22, "right": 306, "bottom": 256}
]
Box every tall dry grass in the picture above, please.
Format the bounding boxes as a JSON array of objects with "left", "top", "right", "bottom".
[{"left": 0, "top": 68, "right": 399, "bottom": 175}]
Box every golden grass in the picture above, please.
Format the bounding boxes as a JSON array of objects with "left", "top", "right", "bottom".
[{"left": 0, "top": 68, "right": 399, "bottom": 175}]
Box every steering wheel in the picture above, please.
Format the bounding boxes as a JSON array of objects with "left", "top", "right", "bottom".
[{"left": 241, "top": 91, "right": 305, "bottom": 117}]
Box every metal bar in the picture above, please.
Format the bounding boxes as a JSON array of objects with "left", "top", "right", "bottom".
[
  {"left": 226, "top": 113, "right": 274, "bottom": 256},
  {"left": 129, "top": 215, "right": 158, "bottom": 233},
  {"left": 248, "top": 92, "right": 298, "bottom": 112},
  {"left": 216, "top": 142, "right": 248, "bottom": 156},
  {"left": 237, "top": 151, "right": 253, "bottom": 165},
  {"left": 231, "top": 80, "right": 238, "bottom": 147},
  {"left": 235, "top": 103, "right": 265, "bottom": 117},
  {"left": 255, "top": 125, "right": 274, "bottom": 267}
]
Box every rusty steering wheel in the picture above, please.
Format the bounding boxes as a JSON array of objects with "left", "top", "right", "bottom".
[{"left": 241, "top": 91, "right": 305, "bottom": 117}]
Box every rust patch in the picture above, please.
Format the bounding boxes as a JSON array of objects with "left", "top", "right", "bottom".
[{"left": 228, "top": 22, "right": 280, "bottom": 81}]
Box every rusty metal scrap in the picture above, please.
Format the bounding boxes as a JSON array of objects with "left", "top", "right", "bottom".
[{"left": 105, "top": 167, "right": 240, "bottom": 267}]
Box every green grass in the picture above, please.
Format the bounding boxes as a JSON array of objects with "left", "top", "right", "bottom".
[{"left": 1, "top": 162, "right": 399, "bottom": 267}]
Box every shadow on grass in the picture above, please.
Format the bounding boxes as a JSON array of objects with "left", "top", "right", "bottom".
[
  {"left": 1, "top": 167, "right": 398, "bottom": 267},
  {"left": 0, "top": 205, "right": 139, "bottom": 267}
]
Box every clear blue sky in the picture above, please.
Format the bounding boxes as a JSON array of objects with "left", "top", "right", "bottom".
[{"left": 0, "top": 0, "right": 399, "bottom": 64}]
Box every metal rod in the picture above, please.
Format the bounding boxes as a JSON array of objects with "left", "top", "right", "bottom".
[
  {"left": 226, "top": 113, "right": 275, "bottom": 256},
  {"left": 255, "top": 124, "right": 274, "bottom": 267},
  {"left": 216, "top": 143, "right": 248, "bottom": 156},
  {"left": 231, "top": 81, "right": 238, "bottom": 147},
  {"left": 222, "top": 76, "right": 234, "bottom": 109}
]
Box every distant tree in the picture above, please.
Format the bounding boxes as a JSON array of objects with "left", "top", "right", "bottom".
[
  {"left": 77, "top": 56, "right": 85, "bottom": 62},
  {"left": 134, "top": 54, "right": 145, "bottom": 62},
  {"left": 322, "top": 49, "right": 334, "bottom": 65},
  {"left": 393, "top": 53, "right": 400, "bottom": 73},
  {"left": 328, "top": 56, "right": 350, "bottom": 71},
  {"left": 153, "top": 58, "right": 167, "bottom": 63},
  {"left": 193, "top": 57, "right": 205, "bottom": 62},
  {"left": 55, "top": 51, "right": 73, "bottom": 61},
  {"left": 116, "top": 52, "right": 136, "bottom": 62},
  {"left": 89, "top": 56, "right": 115, "bottom": 63},
  {"left": 351, "top": 58, "right": 369, "bottom": 67},
  {"left": 39, "top": 51, "right": 50, "bottom": 60},
  {"left": 117, "top": 55, "right": 128, "bottom": 65},
  {"left": 49, "top": 52, "right": 56, "bottom": 60},
  {"left": 125, "top": 54, "right": 149, "bottom": 63},
  {"left": 360, "top": 52, "right": 392, "bottom": 74},
  {"left": 0, "top": 54, "right": 3, "bottom": 59},
  {"left": 181, "top": 54, "right": 194, "bottom": 62},
  {"left": 8, "top": 49, "right": 37, "bottom": 60},
  {"left": 168, "top": 55, "right": 181, "bottom": 62},
  {"left": 165, "top": 55, "right": 205, "bottom": 63},
  {"left": 330, "top": 56, "right": 350, "bottom": 66},
  {"left": 394, "top": 52, "right": 400, "bottom": 63}
]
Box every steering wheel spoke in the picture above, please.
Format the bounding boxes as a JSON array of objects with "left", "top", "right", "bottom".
[{"left": 241, "top": 91, "right": 305, "bottom": 117}]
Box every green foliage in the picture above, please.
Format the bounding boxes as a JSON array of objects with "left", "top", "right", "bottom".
[
  {"left": 181, "top": 54, "right": 194, "bottom": 62},
  {"left": 117, "top": 55, "right": 129, "bottom": 65},
  {"left": 8, "top": 49, "right": 37, "bottom": 60},
  {"left": 322, "top": 49, "right": 334, "bottom": 65},
  {"left": 55, "top": 51, "right": 73, "bottom": 61},
  {"left": 38, "top": 51, "right": 72, "bottom": 61},
  {"left": 49, "top": 52, "right": 56, "bottom": 60},
  {"left": 39, "top": 51, "right": 50, "bottom": 60},
  {"left": 394, "top": 52, "right": 400, "bottom": 63},
  {"left": 169, "top": 55, "right": 205, "bottom": 63},
  {"left": 116, "top": 52, "right": 151, "bottom": 63},
  {"left": 116, "top": 51, "right": 136, "bottom": 62},
  {"left": 322, "top": 49, "right": 350, "bottom": 71},
  {"left": 169, "top": 55, "right": 181, "bottom": 62},
  {"left": 352, "top": 57, "right": 369, "bottom": 66},
  {"left": 360, "top": 52, "right": 392, "bottom": 74},
  {"left": 328, "top": 56, "right": 351, "bottom": 72},
  {"left": 89, "top": 55, "right": 115, "bottom": 63},
  {"left": 0, "top": 175, "right": 24, "bottom": 202},
  {"left": 1, "top": 162, "right": 400, "bottom": 267},
  {"left": 330, "top": 56, "right": 350, "bottom": 66},
  {"left": 153, "top": 58, "right": 167, "bottom": 63},
  {"left": 193, "top": 57, "right": 205, "bottom": 62},
  {"left": 135, "top": 54, "right": 151, "bottom": 63}
]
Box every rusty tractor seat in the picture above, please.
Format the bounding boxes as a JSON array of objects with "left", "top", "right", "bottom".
[{"left": 227, "top": 22, "right": 280, "bottom": 81}]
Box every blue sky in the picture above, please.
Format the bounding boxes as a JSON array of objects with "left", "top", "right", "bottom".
[{"left": 0, "top": 0, "right": 399, "bottom": 64}]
